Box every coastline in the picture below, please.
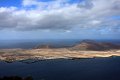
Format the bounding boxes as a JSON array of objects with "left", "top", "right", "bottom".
[{"left": 0, "top": 48, "right": 120, "bottom": 63}]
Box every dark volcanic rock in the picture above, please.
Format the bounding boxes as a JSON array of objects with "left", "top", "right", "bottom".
[
  {"left": 34, "top": 44, "right": 72, "bottom": 49},
  {"left": 72, "top": 40, "right": 120, "bottom": 51},
  {"left": 34, "top": 40, "right": 120, "bottom": 51},
  {"left": 34, "top": 44, "right": 54, "bottom": 49}
]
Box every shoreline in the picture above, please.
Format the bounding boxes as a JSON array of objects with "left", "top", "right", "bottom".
[
  {"left": 0, "top": 56, "right": 119, "bottom": 64},
  {"left": 0, "top": 48, "right": 120, "bottom": 63}
]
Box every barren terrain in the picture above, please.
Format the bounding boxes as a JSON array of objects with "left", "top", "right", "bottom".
[{"left": 0, "top": 48, "right": 120, "bottom": 62}]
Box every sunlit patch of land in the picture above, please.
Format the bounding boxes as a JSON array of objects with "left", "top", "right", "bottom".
[
  {"left": 0, "top": 48, "right": 120, "bottom": 62},
  {"left": 0, "top": 40, "right": 120, "bottom": 62}
]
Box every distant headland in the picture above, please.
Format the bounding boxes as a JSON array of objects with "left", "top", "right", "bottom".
[{"left": 0, "top": 40, "right": 120, "bottom": 63}]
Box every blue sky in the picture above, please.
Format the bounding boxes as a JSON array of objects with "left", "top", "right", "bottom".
[
  {"left": 0, "top": 0, "right": 120, "bottom": 40},
  {"left": 0, "top": 0, "right": 22, "bottom": 7}
]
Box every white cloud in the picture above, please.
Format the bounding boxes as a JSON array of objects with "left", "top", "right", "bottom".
[
  {"left": 22, "top": 0, "right": 38, "bottom": 7},
  {"left": 90, "top": 20, "right": 101, "bottom": 25},
  {"left": 65, "top": 30, "right": 72, "bottom": 33},
  {"left": 0, "top": 0, "right": 120, "bottom": 33}
]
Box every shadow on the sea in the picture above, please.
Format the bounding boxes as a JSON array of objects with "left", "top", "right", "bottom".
[
  {"left": 19, "top": 59, "right": 47, "bottom": 64},
  {"left": 0, "top": 76, "right": 33, "bottom": 80},
  {"left": 3, "top": 56, "right": 120, "bottom": 64}
]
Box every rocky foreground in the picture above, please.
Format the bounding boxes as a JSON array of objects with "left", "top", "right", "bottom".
[{"left": 0, "top": 40, "right": 120, "bottom": 62}]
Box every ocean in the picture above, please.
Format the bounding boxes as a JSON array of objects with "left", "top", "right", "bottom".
[
  {"left": 0, "top": 57, "right": 120, "bottom": 80},
  {"left": 0, "top": 39, "right": 120, "bottom": 80},
  {"left": 0, "top": 39, "right": 120, "bottom": 49}
]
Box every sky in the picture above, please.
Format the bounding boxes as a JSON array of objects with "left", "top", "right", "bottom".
[{"left": 0, "top": 0, "right": 120, "bottom": 40}]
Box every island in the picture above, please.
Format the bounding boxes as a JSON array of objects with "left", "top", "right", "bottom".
[{"left": 0, "top": 40, "right": 120, "bottom": 62}]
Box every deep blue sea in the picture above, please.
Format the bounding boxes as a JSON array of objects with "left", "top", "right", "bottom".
[
  {"left": 0, "top": 39, "right": 120, "bottom": 80},
  {"left": 0, "top": 57, "right": 120, "bottom": 80},
  {"left": 0, "top": 39, "right": 120, "bottom": 49}
]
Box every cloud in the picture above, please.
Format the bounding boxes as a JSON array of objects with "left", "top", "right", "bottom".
[
  {"left": 22, "top": 0, "right": 39, "bottom": 7},
  {"left": 0, "top": 0, "right": 120, "bottom": 33},
  {"left": 0, "top": 7, "right": 17, "bottom": 29},
  {"left": 77, "top": 0, "right": 94, "bottom": 9}
]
